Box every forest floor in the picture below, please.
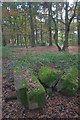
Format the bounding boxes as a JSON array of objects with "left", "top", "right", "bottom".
[
  {"left": 10, "top": 46, "right": 79, "bottom": 57},
  {"left": 2, "top": 46, "right": 80, "bottom": 119}
]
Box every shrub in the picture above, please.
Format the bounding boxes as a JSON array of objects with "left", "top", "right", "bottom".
[
  {"left": 38, "top": 66, "right": 61, "bottom": 87},
  {"left": 60, "top": 67, "right": 78, "bottom": 96},
  {"left": 40, "top": 41, "right": 47, "bottom": 46},
  {"left": 36, "top": 40, "right": 47, "bottom": 46}
]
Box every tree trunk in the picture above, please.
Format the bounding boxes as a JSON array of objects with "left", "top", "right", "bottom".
[
  {"left": 2, "top": 34, "right": 6, "bottom": 46},
  {"left": 24, "top": 13, "right": 27, "bottom": 48},
  {"left": 40, "top": 22, "right": 43, "bottom": 41},
  {"left": 54, "top": 31, "right": 62, "bottom": 51},
  {"left": 63, "top": 26, "right": 69, "bottom": 51},
  {"left": 35, "top": 28, "right": 38, "bottom": 42},
  {"left": 16, "top": 9, "right": 19, "bottom": 46},
  {"left": 61, "top": 11, "right": 64, "bottom": 43},
  {"left": 77, "top": 3, "right": 80, "bottom": 46},
  {"left": 48, "top": 3, "right": 53, "bottom": 46},
  {"left": 51, "top": 14, "right": 62, "bottom": 50},
  {"left": 9, "top": 16, "right": 13, "bottom": 46},
  {"left": 13, "top": 16, "right": 16, "bottom": 45},
  {"left": 19, "top": 34, "right": 23, "bottom": 47},
  {"left": 54, "top": 3, "right": 62, "bottom": 51},
  {"left": 34, "top": 17, "right": 38, "bottom": 42},
  {"left": 28, "top": 2, "right": 35, "bottom": 47},
  {"left": 62, "top": 2, "right": 77, "bottom": 51},
  {"left": 16, "top": 34, "right": 19, "bottom": 46},
  {"left": 77, "top": 22, "right": 80, "bottom": 46},
  {"left": 2, "top": 27, "right": 6, "bottom": 46},
  {"left": 62, "top": 2, "right": 69, "bottom": 51}
]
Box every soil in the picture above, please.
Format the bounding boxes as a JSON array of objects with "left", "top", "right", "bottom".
[
  {"left": 11, "top": 46, "right": 79, "bottom": 57},
  {"left": 2, "top": 46, "right": 80, "bottom": 119}
]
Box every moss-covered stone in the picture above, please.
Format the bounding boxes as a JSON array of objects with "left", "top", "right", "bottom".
[
  {"left": 14, "top": 66, "right": 46, "bottom": 109},
  {"left": 27, "top": 71, "right": 46, "bottom": 109},
  {"left": 38, "top": 67, "right": 61, "bottom": 87},
  {"left": 14, "top": 66, "right": 28, "bottom": 106},
  {"left": 60, "top": 67, "right": 78, "bottom": 96}
]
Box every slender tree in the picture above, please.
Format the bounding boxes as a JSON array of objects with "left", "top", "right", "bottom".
[
  {"left": 48, "top": 3, "right": 53, "bottom": 46},
  {"left": 28, "top": 2, "right": 35, "bottom": 47},
  {"left": 51, "top": 3, "right": 62, "bottom": 51},
  {"left": 51, "top": 2, "right": 77, "bottom": 51},
  {"left": 77, "top": 2, "right": 80, "bottom": 46},
  {"left": 2, "top": 27, "right": 7, "bottom": 46},
  {"left": 62, "top": 2, "right": 77, "bottom": 50}
]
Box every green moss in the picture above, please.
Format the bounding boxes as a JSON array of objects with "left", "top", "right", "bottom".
[
  {"left": 38, "top": 67, "right": 61, "bottom": 87},
  {"left": 14, "top": 66, "right": 46, "bottom": 109},
  {"left": 14, "top": 66, "right": 28, "bottom": 106},
  {"left": 27, "top": 72, "right": 46, "bottom": 109},
  {"left": 61, "top": 67, "right": 78, "bottom": 96},
  {"left": 17, "top": 88, "right": 28, "bottom": 106}
]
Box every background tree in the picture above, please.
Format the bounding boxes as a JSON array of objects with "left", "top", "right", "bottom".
[
  {"left": 48, "top": 3, "right": 53, "bottom": 46},
  {"left": 77, "top": 2, "right": 80, "bottom": 46},
  {"left": 28, "top": 2, "right": 35, "bottom": 47},
  {"left": 2, "top": 2, "right": 78, "bottom": 50},
  {"left": 62, "top": 2, "right": 77, "bottom": 50}
]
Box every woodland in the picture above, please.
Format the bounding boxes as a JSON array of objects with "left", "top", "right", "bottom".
[{"left": 1, "top": 1, "right": 80, "bottom": 119}]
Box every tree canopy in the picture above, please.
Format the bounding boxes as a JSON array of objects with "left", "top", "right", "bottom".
[{"left": 2, "top": 1, "right": 79, "bottom": 50}]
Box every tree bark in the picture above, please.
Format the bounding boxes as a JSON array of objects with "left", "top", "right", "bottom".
[
  {"left": 48, "top": 3, "right": 53, "bottom": 46},
  {"left": 62, "top": 2, "right": 69, "bottom": 51},
  {"left": 24, "top": 12, "right": 27, "bottom": 48},
  {"left": 35, "top": 27, "right": 38, "bottom": 42},
  {"left": 77, "top": 22, "right": 80, "bottom": 46},
  {"left": 40, "top": 22, "right": 43, "bottom": 42},
  {"left": 51, "top": 16, "right": 62, "bottom": 51},
  {"left": 16, "top": 9, "right": 19, "bottom": 46},
  {"left": 28, "top": 2, "right": 35, "bottom": 47},
  {"left": 2, "top": 34, "right": 6, "bottom": 46},
  {"left": 2, "top": 27, "right": 7, "bottom": 46},
  {"left": 62, "top": 2, "right": 77, "bottom": 51},
  {"left": 77, "top": 2, "right": 80, "bottom": 46},
  {"left": 34, "top": 17, "right": 38, "bottom": 42},
  {"left": 14, "top": 17, "right": 16, "bottom": 45},
  {"left": 52, "top": 3, "right": 62, "bottom": 51}
]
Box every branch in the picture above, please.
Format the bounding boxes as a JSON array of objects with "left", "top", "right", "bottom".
[
  {"left": 68, "top": 2, "right": 77, "bottom": 30},
  {"left": 68, "top": 6, "right": 74, "bottom": 12},
  {"left": 57, "top": 19, "right": 65, "bottom": 25},
  {"left": 51, "top": 15, "right": 65, "bottom": 25},
  {"left": 51, "top": 15, "right": 62, "bottom": 51},
  {"left": 44, "top": 13, "right": 66, "bottom": 25}
]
